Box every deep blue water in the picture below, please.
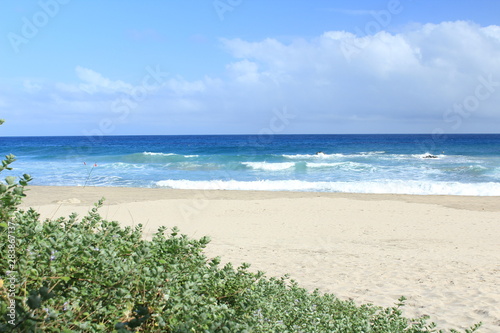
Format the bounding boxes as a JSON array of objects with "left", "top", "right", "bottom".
[{"left": 1, "top": 134, "right": 500, "bottom": 195}]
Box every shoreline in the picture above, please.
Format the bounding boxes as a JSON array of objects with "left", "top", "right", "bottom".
[
  {"left": 22, "top": 185, "right": 500, "bottom": 211},
  {"left": 20, "top": 186, "right": 500, "bottom": 332}
]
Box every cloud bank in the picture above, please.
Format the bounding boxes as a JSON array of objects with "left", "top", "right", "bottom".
[{"left": 2, "top": 20, "right": 500, "bottom": 135}]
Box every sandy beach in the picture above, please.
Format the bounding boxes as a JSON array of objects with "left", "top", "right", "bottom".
[{"left": 20, "top": 186, "right": 500, "bottom": 332}]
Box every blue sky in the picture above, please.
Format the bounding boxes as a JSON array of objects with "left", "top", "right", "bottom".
[{"left": 1, "top": 0, "right": 499, "bottom": 136}]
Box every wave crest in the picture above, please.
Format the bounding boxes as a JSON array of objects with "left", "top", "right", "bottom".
[
  {"left": 155, "top": 179, "right": 500, "bottom": 196},
  {"left": 242, "top": 162, "right": 295, "bottom": 171}
]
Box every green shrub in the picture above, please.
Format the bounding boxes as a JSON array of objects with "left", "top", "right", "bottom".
[{"left": 0, "top": 119, "right": 32, "bottom": 223}]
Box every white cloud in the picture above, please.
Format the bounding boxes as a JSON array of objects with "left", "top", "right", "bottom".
[
  {"left": 220, "top": 21, "right": 500, "bottom": 129},
  {"left": 75, "top": 66, "right": 133, "bottom": 94},
  {"left": 164, "top": 77, "right": 206, "bottom": 96},
  {"left": 482, "top": 25, "right": 500, "bottom": 40},
  {"left": 226, "top": 60, "right": 261, "bottom": 83},
  {"left": 23, "top": 80, "right": 43, "bottom": 93},
  {"left": 4, "top": 21, "right": 500, "bottom": 135}
]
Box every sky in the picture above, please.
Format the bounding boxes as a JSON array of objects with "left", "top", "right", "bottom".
[{"left": 1, "top": 0, "right": 499, "bottom": 136}]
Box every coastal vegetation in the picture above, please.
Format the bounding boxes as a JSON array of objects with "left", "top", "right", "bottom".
[{"left": 0, "top": 120, "right": 480, "bottom": 332}]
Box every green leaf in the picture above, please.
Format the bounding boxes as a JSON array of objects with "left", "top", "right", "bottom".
[
  {"left": 39, "top": 286, "right": 55, "bottom": 300},
  {"left": 13, "top": 187, "right": 24, "bottom": 196},
  {"left": 27, "top": 293, "right": 42, "bottom": 309},
  {"left": 5, "top": 176, "right": 16, "bottom": 185},
  {"left": 115, "top": 322, "right": 127, "bottom": 330}
]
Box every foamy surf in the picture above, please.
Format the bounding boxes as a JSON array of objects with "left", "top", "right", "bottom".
[
  {"left": 242, "top": 162, "right": 296, "bottom": 171},
  {"left": 283, "top": 153, "right": 345, "bottom": 159},
  {"left": 155, "top": 179, "right": 500, "bottom": 196},
  {"left": 142, "top": 152, "right": 198, "bottom": 158}
]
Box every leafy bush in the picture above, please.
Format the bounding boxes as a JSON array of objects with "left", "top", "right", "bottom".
[
  {"left": 0, "top": 120, "right": 32, "bottom": 223},
  {"left": 0, "top": 120, "right": 481, "bottom": 332}
]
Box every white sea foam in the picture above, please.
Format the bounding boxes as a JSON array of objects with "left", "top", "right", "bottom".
[
  {"left": 359, "top": 151, "right": 386, "bottom": 155},
  {"left": 306, "top": 162, "right": 344, "bottom": 168},
  {"left": 155, "top": 179, "right": 500, "bottom": 196},
  {"left": 413, "top": 152, "right": 444, "bottom": 159},
  {"left": 143, "top": 152, "right": 176, "bottom": 156},
  {"left": 109, "top": 162, "right": 146, "bottom": 170},
  {"left": 242, "top": 162, "right": 295, "bottom": 171},
  {"left": 306, "top": 161, "right": 371, "bottom": 171},
  {"left": 284, "top": 151, "right": 388, "bottom": 160},
  {"left": 142, "top": 152, "right": 198, "bottom": 157},
  {"left": 283, "top": 153, "right": 344, "bottom": 159}
]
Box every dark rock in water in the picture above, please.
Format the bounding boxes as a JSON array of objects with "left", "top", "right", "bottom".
[{"left": 423, "top": 154, "right": 438, "bottom": 159}]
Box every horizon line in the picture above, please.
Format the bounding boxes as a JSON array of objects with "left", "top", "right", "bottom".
[{"left": 1, "top": 133, "right": 500, "bottom": 138}]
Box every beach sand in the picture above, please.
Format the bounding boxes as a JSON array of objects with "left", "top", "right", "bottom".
[{"left": 21, "top": 186, "right": 500, "bottom": 332}]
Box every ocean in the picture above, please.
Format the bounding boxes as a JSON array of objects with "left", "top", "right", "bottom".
[{"left": 1, "top": 134, "right": 500, "bottom": 196}]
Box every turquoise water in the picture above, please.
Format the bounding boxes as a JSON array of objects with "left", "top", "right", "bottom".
[{"left": 1, "top": 134, "right": 500, "bottom": 195}]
